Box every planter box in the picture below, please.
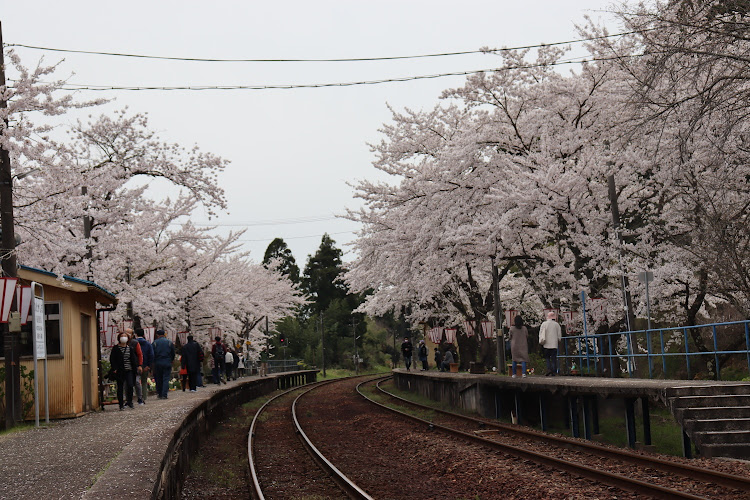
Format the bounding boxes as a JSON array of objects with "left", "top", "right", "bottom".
[
  {"left": 469, "top": 362, "right": 485, "bottom": 374},
  {"left": 449, "top": 363, "right": 459, "bottom": 373}
]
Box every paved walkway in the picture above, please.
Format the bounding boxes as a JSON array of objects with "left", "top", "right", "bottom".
[{"left": 0, "top": 377, "right": 253, "bottom": 500}]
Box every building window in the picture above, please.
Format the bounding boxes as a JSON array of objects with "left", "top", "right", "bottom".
[{"left": 17, "top": 302, "right": 63, "bottom": 358}]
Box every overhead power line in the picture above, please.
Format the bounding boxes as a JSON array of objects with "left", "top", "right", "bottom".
[
  {"left": 174, "top": 215, "right": 340, "bottom": 227},
  {"left": 5, "top": 29, "right": 647, "bottom": 63},
  {"left": 28, "top": 54, "right": 635, "bottom": 92}
]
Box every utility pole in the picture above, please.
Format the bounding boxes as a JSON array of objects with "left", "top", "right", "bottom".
[
  {"left": 0, "top": 21, "right": 22, "bottom": 428},
  {"left": 352, "top": 317, "right": 358, "bottom": 375},
  {"left": 492, "top": 256, "right": 505, "bottom": 373},
  {"left": 320, "top": 312, "right": 326, "bottom": 378},
  {"left": 82, "top": 186, "right": 93, "bottom": 280},
  {"left": 607, "top": 175, "right": 636, "bottom": 331}
]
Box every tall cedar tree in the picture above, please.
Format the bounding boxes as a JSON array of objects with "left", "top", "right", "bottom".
[
  {"left": 263, "top": 237, "right": 300, "bottom": 284},
  {"left": 301, "top": 234, "right": 349, "bottom": 315}
]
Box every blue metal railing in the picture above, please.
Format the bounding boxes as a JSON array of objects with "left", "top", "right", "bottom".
[{"left": 558, "top": 320, "right": 750, "bottom": 380}]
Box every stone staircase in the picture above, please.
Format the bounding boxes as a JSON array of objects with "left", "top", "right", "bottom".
[{"left": 667, "top": 384, "right": 750, "bottom": 459}]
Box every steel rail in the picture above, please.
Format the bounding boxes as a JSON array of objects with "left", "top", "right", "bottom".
[
  {"left": 374, "top": 377, "right": 750, "bottom": 492},
  {"left": 248, "top": 375, "right": 380, "bottom": 500},
  {"left": 292, "top": 377, "right": 378, "bottom": 500},
  {"left": 357, "top": 378, "right": 708, "bottom": 500}
]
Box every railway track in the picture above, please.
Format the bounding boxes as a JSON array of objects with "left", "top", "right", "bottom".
[
  {"left": 248, "top": 376, "right": 378, "bottom": 500},
  {"left": 359, "top": 377, "right": 750, "bottom": 500}
]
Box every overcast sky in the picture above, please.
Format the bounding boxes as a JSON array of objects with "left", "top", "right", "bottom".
[{"left": 2, "top": 1, "right": 619, "bottom": 267}]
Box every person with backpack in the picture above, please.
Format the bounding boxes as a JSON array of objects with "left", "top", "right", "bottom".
[{"left": 212, "top": 336, "right": 227, "bottom": 384}]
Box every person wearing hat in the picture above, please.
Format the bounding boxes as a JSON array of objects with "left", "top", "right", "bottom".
[
  {"left": 152, "top": 329, "right": 175, "bottom": 398},
  {"left": 417, "top": 340, "right": 428, "bottom": 371},
  {"left": 539, "top": 311, "right": 562, "bottom": 376}
]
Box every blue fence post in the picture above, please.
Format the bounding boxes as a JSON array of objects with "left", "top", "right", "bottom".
[
  {"left": 608, "top": 332, "right": 614, "bottom": 377},
  {"left": 746, "top": 322, "right": 750, "bottom": 376},
  {"left": 581, "top": 291, "right": 591, "bottom": 372},
  {"left": 647, "top": 329, "right": 653, "bottom": 379},
  {"left": 712, "top": 325, "right": 720, "bottom": 380},
  {"left": 659, "top": 329, "right": 667, "bottom": 376},
  {"left": 684, "top": 327, "right": 691, "bottom": 380},
  {"left": 626, "top": 329, "right": 634, "bottom": 378}
]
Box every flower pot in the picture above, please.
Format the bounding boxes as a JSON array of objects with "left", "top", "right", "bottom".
[{"left": 449, "top": 363, "right": 459, "bottom": 373}]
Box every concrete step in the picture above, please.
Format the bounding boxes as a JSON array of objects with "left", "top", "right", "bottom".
[
  {"left": 683, "top": 418, "right": 750, "bottom": 432},
  {"left": 699, "top": 442, "right": 750, "bottom": 460},
  {"left": 693, "top": 430, "right": 750, "bottom": 445},
  {"left": 667, "top": 383, "right": 750, "bottom": 398},
  {"left": 674, "top": 406, "right": 750, "bottom": 421},
  {"left": 670, "top": 394, "right": 750, "bottom": 408}
]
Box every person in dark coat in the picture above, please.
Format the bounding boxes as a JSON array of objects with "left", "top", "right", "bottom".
[
  {"left": 135, "top": 328, "right": 154, "bottom": 404},
  {"left": 181, "top": 335, "right": 203, "bottom": 392},
  {"left": 401, "top": 337, "right": 414, "bottom": 371},
  {"left": 434, "top": 347, "right": 443, "bottom": 371},
  {"left": 152, "top": 329, "right": 175, "bottom": 399},
  {"left": 509, "top": 315, "right": 529, "bottom": 378},
  {"left": 417, "top": 340, "right": 428, "bottom": 371},
  {"left": 110, "top": 332, "right": 139, "bottom": 410}
]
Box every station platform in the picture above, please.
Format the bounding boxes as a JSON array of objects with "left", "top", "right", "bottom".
[
  {"left": 0, "top": 371, "right": 315, "bottom": 499},
  {"left": 393, "top": 369, "right": 750, "bottom": 460}
]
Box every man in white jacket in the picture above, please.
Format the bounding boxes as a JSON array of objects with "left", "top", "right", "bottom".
[{"left": 539, "top": 311, "right": 562, "bottom": 376}]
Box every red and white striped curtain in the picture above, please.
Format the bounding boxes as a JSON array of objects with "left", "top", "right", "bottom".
[
  {"left": 0, "top": 277, "right": 18, "bottom": 323},
  {"left": 106, "top": 325, "right": 118, "bottom": 347},
  {"left": 144, "top": 326, "right": 156, "bottom": 343},
  {"left": 463, "top": 321, "right": 474, "bottom": 336},
  {"left": 444, "top": 328, "right": 457, "bottom": 344},
  {"left": 99, "top": 310, "right": 110, "bottom": 335},
  {"left": 177, "top": 331, "right": 188, "bottom": 345},
  {"left": 16, "top": 285, "right": 32, "bottom": 325},
  {"left": 120, "top": 319, "right": 133, "bottom": 333},
  {"left": 561, "top": 310, "right": 580, "bottom": 333},
  {"left": 589, "top": 298, "right": 606, "bottom": 322},
  {"left": 428, "top": 327, "right": 443, "bottom": 343},
  {"left": 166, "top": 329, "right": 177, "bottom": 343},
  {"left": 505, "top": 310, "right": 518, "bottom": 329},
  {"left": 481, "top": 320, "right": 494, "bottom": 339}
]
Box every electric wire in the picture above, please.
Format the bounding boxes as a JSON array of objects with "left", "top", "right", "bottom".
[
  {"left": 22, "top": 54, "right": 637, "bottom": 92},
  {"left": 4, "top": 28, "right": 648, "bottom": 63}
]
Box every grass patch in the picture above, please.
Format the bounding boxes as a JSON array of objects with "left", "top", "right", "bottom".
[{"left": 0, "top": 422, "right": 35, "bottom": 438}]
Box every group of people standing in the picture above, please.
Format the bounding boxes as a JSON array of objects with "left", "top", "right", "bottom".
[
  {"left": 209, "top": 336, "right": 245, "bottom": 384},
  {"left": 109, "top": 328, "right": 175, "bottom": 410},
  {"left": 398, "top": 311, "right": 563, "bottom": 377}
]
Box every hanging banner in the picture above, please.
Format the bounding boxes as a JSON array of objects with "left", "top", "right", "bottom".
[
  {"left": 429, "top": 327, "right": 443, "bottom": 343},
  {"left": 177, "top": 331, "right": 188, "bottom": 345},
  {"left": 120, "top": 319, "right": 133, "bottom": 333},
  {"left": 505, "top": 309, "right": 518, "bottom": 329},
  {"left": 444, "top": 328, "right": 457, "bottom": 344},
  {"left": 0, "top": 277, "right": 18, "bottom": 323},
  {"left": 543, "top": 308, "right": 559, "bottom": 322},
  {"left": 589, "top": 298, "right": 606, "bottom": 322},
  {"left": 144, "top": 326, "right": 156, "bottom": 343},
  {"left": 560, "top": 310, "right": 580, "bottom": 333},
  {"left": 16, "top": 285, "right": 32, "bottom": 325},
  {"left": 208, "top": 327, "right": 222, "bottom": 338},
  {"left": 481, "top": 320, "right": 494, "bottom": 339},
  {"left": 107, "top": 325, "right": 118, "bottom": 347},
  {"left": 463, "top": 321, "right": 474, "bottom": 336},
  {"left": 99, "top": 310, "right": 110, "bottom": 334}
]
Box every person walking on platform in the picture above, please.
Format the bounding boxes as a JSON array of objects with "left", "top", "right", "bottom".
[
  {"left": 232, "top": 348, "right": 240, "bottom": 380},
  {"left": 441, "top": 347, "right": 454, "bottom": 372},
  {"left": 539, "top": 311, "right": 562, "bottom": 376},
  {"left": 259, "top": 348, "right": 269, "bottom": 377},
  {"left": 434, "top": 347, "right": 443, "bottom": 371},
  {"left": 152, "top": 329, "right": 175, "bottom": 398},
  {"left": 212, "top": 336, "right": 227, "bottom": 384},
  {"left": 224, "top": 348, "right": 234, "bottom": 381},
  {"left": 181, "top": 335, "right": 203, "bottom": 392},
  {"left": 401, "top": 337, "right": 414, "bottom": 371},
  {"left": 417, "top": 340, "right": 428, "bottom": 371},
  {"left": 237, "top": 353, "right": 245, "bottom": 377},
  {"left": 509, "top": 315, "right": 529, "bottom": 378},
  {"left": 110, "top": 332, "right": 139, "bottom": 410},
  {"left": 135, "top": 328, "right": 153, "bottom": 404}
]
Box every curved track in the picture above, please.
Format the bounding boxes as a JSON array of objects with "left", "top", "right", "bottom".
[
  {"left": 358, "top": 377, "right": 750, "bottom": 499},
  {"left": 248, "top": 376, "right": 377, "bottom": 500}
]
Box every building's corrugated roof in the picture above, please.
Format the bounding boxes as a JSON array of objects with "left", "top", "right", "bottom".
[{"left": 19, "top": 264, "right": 118, "bottom": 301}]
